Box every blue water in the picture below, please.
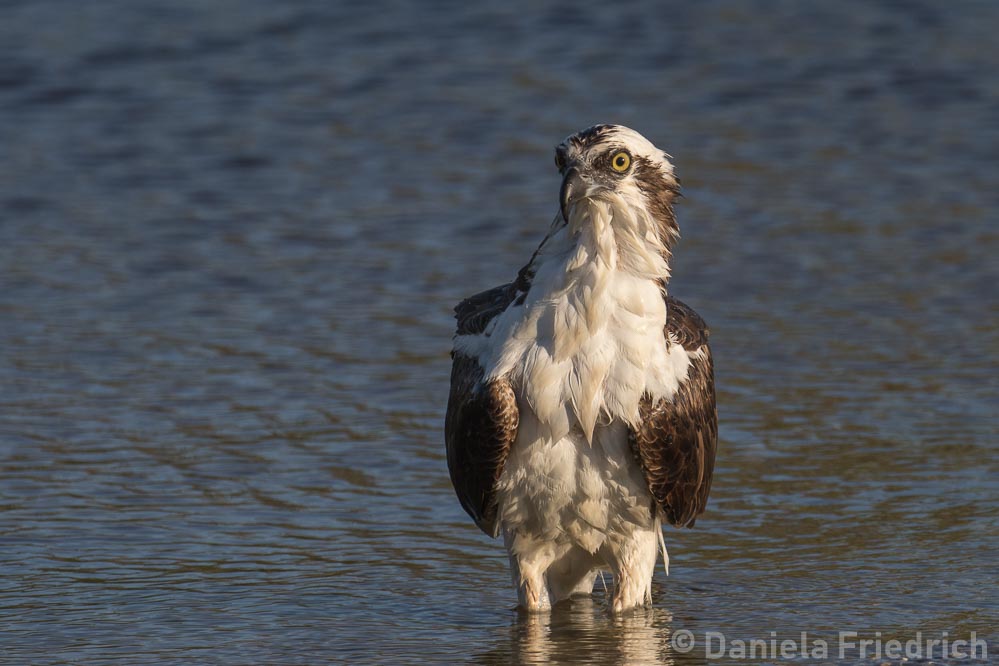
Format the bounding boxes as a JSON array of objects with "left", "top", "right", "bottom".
[{"left": 1, "top": 1, "right": 996, "bottom": 664}]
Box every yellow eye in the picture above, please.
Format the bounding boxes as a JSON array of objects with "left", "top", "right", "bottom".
[{"left": 610, "top": 151, "right": 631, "bottom": 172}]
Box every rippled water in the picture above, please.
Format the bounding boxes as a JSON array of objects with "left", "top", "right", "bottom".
[{"left": 1, "top": 1, "right": 997, "bottom": 664}]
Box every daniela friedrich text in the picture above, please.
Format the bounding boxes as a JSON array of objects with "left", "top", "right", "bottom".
[{"left": 669, "top": 629, "right": 988, "bottom": 661}]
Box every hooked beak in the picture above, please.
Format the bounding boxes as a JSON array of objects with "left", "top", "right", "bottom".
[{"left": 559, "top": 166, "right": 588, "bottom": 222}]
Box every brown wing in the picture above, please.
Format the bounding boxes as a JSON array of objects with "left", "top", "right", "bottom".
[
  {"left": 445, "top": 353, "right": 518, "bottom": 536},
  {"left": 445, "top": 284, "right": 523, "bottom": 537},
  {"left": 629, "top": 296, "right": 718, "bottom": 528}
]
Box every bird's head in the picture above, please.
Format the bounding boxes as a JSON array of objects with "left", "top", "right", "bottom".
[{"left": 555, "top": 124, "right": 681, "bottom": 256}]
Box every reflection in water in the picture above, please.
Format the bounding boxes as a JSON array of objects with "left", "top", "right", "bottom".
[{"left": 476, "top": 592, "right": 690, "bottom": 666}]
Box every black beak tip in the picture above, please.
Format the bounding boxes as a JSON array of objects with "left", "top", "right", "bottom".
[{"left": 559, "top": 166, "right": 579, "bottom": 223}]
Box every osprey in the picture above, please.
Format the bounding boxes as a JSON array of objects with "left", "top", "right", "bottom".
[{"left": 445, "top": 124, "right": 717, "bottom": 612}]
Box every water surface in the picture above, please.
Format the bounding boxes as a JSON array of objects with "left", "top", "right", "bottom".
[{"left": 1, "top": 1, "right": 997, "bottom": 664}]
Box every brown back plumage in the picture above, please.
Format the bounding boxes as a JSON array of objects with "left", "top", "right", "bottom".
[{"left": 629, "top": 296, "right": 717, "bottom": 527}]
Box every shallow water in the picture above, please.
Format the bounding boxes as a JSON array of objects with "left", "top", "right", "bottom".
[{"left": 1, "top": 1, "right": 997, "bottom": 664}]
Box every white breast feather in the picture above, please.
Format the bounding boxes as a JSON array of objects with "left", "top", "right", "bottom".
[{"left": 454, "top": 197, "right": 692, "bottom": 444}]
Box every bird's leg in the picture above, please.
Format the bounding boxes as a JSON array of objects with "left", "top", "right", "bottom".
[
  {"left": 504, "top": 531, "right": 558, "bottom": 612},
  {"left": 604, "top": 528, "right": 659, "bottom": 613},
  {"left": 517, "top": 572, "right": 551, "bottom": 612}
]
